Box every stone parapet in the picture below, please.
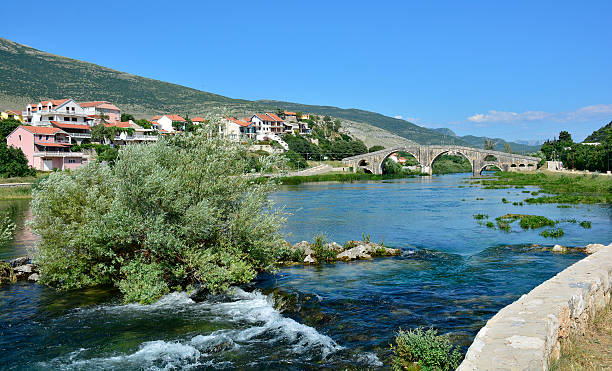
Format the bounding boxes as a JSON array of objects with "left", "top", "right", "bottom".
[{"left": 457, "top": 243, "right": 612, "bottom": 371}]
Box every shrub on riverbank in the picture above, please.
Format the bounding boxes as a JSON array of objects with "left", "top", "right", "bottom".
[
  {"left": 30, "top": 129, "right": 287, "bottom": 304},
  {"left": 391, "top": 327, "right": 462, "bottom": 371}
]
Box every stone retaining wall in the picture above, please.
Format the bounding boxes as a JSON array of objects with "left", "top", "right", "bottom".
[{"left": 457, "top": 244, "right": 612, "bottom": 370}]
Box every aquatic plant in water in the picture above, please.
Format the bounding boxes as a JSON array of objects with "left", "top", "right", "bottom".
[
  {"left": 473, "top": 213, "right": 488, "bottom": 220},
  {"left": 579, "top": 221, "right": 592, "bottom": 229},
  {"left": 540, "top": 228, "right": 565, "bottom": 238}
]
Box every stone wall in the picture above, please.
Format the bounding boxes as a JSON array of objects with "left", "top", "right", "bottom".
[{"left": 457, "top": 244, "right": 612, "bottom": 370}]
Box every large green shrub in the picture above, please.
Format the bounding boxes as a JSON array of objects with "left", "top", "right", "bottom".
[
  {"left": 30, "top": 128, "right": 286, "bottom": 303},
  {"left": 0, "top": 142, "right": 36, "bottom": 178},
  {"left": 391, "top": 327, "right": 462, "bottom": 371}
]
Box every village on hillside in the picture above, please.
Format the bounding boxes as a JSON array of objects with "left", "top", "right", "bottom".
[{"left": 0, "top": 99, "right": 332, "bottom": 172}]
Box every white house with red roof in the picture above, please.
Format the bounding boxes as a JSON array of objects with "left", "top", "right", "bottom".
[
  {"left": 79, "top": 101, "right": 121, "bottom": 123},
  {"left": 23, "top": 99, "right": 94, "bottom": 127},
  {"left": 250, "top": 112, "right": 287, "bottom": 138},
  {"left": 6, "top": 125, "right": 86, "bottom": 171},
  {"left": 151, "top": 114, "right": 186, "bottom": 133},
  {"left": 222, "top": 117, "right": 256, "bottom": 141}
]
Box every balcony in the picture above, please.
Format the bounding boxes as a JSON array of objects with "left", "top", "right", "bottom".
[
  {"left": 34, "top": 151, "right": 84, "bottom": 158},
  {"left": 68, "top": 133, "right": 92, "bottom": 139},
  {"left": 115, "top": 134, "right": 158, "bottom": 141}
]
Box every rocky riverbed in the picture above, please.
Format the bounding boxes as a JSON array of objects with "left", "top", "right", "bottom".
[
  {"left": 0, "top": 256, "right": 39, "bottom": 285},
  {"left": 280, "top": 239, "right": 402, "bottom": 265}
]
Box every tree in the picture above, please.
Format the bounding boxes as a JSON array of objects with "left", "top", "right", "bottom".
[
  {"left": 121, "top": 113, "right": 135, "bottom": 122},
  {"left": 30, "top": 127, "right": 286, "bottom": 304},
  {"left": 172, "top": 121, "right": 184, "bottom": 131},
  {"left": 504, "top": 142, "right": 512, "bottom": 153},
  {"left": 0, "top": 142, "right": 36, "bottom": 177},
  {"left": 369, "top": 145, "right": 385, "bottom": 152},
  {"left": 484, "top": 138, "right": 496, "bottom": 150},
  {"left": 0, "top": 118, "right": 21, "bottom": 140},
  {"left": 558, "top": 131, "right": 573, "bottom": 143},
  {"left": 135, "top": 119, "right": 152, "bottom": 129}
]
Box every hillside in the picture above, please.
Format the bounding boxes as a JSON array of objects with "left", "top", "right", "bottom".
[
  {"left": 0, "top": 37, "right": 535, "bottom": 151},
  {"left": 583, "top": 121, "right": 612, "bottom": 143}
]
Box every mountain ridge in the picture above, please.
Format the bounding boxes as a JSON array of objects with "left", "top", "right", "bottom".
[{"left": 0, "top": 37, "right": 539, "bottom": 152}]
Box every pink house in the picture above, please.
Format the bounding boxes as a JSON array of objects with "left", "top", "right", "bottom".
[
  {"left": 6, "top": 126, "right": 86, "bottom": 171},
  {"left": 79, "top": 101, "right": 121, "bottom": 123}
]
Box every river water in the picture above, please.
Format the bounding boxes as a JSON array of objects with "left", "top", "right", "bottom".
[{"left": 1, "top": 174, "right": 611, "bottom": 370}]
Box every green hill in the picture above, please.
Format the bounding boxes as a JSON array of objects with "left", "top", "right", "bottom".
[
  {"left": 583, "top": 121, "right": 612, "bottom": 143},
  {"left": 0, "top": 37, "right": 537, "bottom": 151}
]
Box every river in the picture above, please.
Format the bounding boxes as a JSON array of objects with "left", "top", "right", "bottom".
[{"left": 1, "top": 173, "right": 610, "bottom": 370}]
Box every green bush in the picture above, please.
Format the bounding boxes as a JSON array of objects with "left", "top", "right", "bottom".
[
  {"left": 312, "top": 234, "right": 335, "bottom": 261},
  {"left": 30, "top": 127, "right": 286, "bottom": 303},
  {"left": 0, "top": 214, "right": 15, "bottom": 246},
  {"left": 391, "top": 327, "right": 462, "bottom": 371}
]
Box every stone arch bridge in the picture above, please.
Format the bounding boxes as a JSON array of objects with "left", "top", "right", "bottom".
[{"left": 342, "top": 145, "right": 541, "bottom": 176}]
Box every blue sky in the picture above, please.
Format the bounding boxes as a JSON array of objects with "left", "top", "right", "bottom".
[{"left": 3, "top": 0, "right": 611, "bottom": 141}]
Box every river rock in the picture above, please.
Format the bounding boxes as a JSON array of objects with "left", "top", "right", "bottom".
[
  {"left": 336, "top": 245, "right": 372, "bottom": 261},
  {"left": 303, "top": 255, "right": 316, "bottom": 264},
  {"left": 293, "top": 241, "right": 314, "bottom": 256},
  {"left": 551, "top": 245, "right": 566, "bottom": 253},
  {"left": 324, "top": 242, "right": 343, "bottom": 253},
  {"left": 189, "top": 285, "right": 209, "bottom": 302},
  {"left": 9, "top": 256, "right": 30, "bottom": 268},
  {"left": 585, "top": 243, "right": 607, "bottom": 254},
  {"left": 28, "top": 273, "right": 39, "bottom": 282}
]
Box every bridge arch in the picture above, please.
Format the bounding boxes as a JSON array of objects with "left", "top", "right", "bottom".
[
  {"left": 478, "top": 163, "right": 503, "bottom": 175},
  {"left": 429, "top": 149, "right": 474, "bottom": 174},
  {"left": 377, "top": 148, "right": 422, "bottom": 175}
]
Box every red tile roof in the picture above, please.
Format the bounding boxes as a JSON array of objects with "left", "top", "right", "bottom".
[
  {"left": 265, "top": 112, "right": 284, "bottom": 122},
  {"left": 226, "top": 117, "right": 252, "bottom": 127},
  {"left": 191, "top": 117, "right": 206, "bottom": 122},
  {"left": 21, "top": 126, "right": 62, "bottom": 134},
  {"left": 35, "top": 142, "right": 70, "bottom": 147},
  {"left": 79, "top": 101, "right": 120, "bottom": 110},
  {"left": 152, "top": 114, "right": 185, "bottom": 122},
  {"left": 284, "top": 111, "right": 297, "bottom": 116},
  {"left": 103, "top": 121, "right": 131, "bottom": 128},
  {"left": 39, "top": 99, "right": 69, "bottom": 107},
  {"left": 5, "top": 110, "right": 22, "bottom": 115},
  {"left": 50, "top": 121, "right": 91, "bottom": 130}
]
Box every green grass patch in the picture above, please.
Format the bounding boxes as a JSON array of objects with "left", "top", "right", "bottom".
[
  {"left": 480, "top": 172, "right": 612, "bottom": 204},
  {"left": 0, "top": 186, "right": 32, "bottom": 200},
  {"left": 473, "top": 213, "right": 488, "bottom": 220},
  {"left": 276, "top": 172, "right": 415, "bottom": 185}
]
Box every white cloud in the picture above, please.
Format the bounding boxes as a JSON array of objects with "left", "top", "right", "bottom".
[
  {"left": 394, "top": 115, "right": 403, "bottom": 119},
  {"left": 467, "top": 104, "right": 612, "bottom": 124}
]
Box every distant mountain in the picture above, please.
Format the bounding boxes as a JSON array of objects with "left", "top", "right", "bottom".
[
  {"left": 583, "top": 121, "right": 612, "bottom": 143},
  {"left": 432, "top": 128, "right": 540, "bottom": 153},
  {"left": 0, "top": 37, "right": 534, "bottom": 150}
]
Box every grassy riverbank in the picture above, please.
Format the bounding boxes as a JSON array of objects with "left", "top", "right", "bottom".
[
  {"left": 550, "top": 301, "right": 612, "bottom": 370},
  {"left": 276, "top": 172, "right": 420, "bottom": 185},
  {"left": 0, "top": 186, "right": 31, "bottom": 200},
  {"left": 478, "top": 171, "right": 612, "bottom": 204}
]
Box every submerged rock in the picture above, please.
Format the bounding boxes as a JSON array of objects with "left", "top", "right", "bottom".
[
  {"left": 551, "top": 244, "right": 567, "bottom": 253},
  {"left": 585, "top": 243, "right": 609, "bottom": 254}
]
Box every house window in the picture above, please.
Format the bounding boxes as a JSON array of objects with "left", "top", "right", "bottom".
[
  {"left": 65, "top": 117, "right": 70, "bottom": 121},
  {"left": 18, "top": 135, "right": 21, "bottom": 141},
  {"left": 46, "top": 135, "right": 49, "bottom": 141},
  {"left": 72, "top": 118, "right": 77, "bottom": 122}
]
